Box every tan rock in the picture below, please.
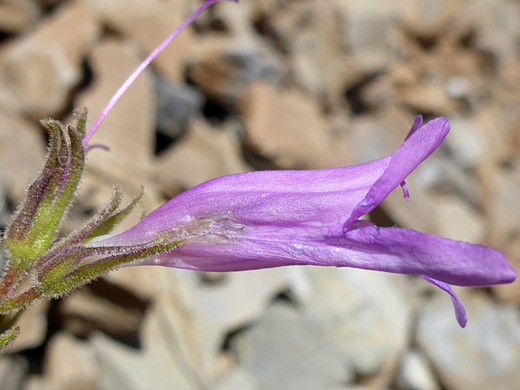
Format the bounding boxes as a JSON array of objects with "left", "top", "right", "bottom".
[
  {"left": 44, "top": 332, "right": 99, "bottom": 390},
  {"left": 214, "top": 369, "right": 257, "bottom": 390},
  {"left": 234, "top": 302, "right": 356, "bottom": 389},
  {"left": 0, "top": 0, "right": 40, "bottom": 34},
  {"left": 40, "top": 0, "right": 67, "bottom": 7},
  {"left": 337, "top": 105, "right": 413, "bottom": 164},
  {"left": 382, "top": 180, "right": 438, "bottom": 234},
  {"left": 337, "top": 0, "right": 395, "bottom": 54},
  {"left": 267, "top": 1, "right": 350, "bottom": 106},
  {"left": 485, "top": 160, "right": 520, "bottom": 247},
  {"left": 57, "top": 283, "right": 147, "bottom": 339},
  {"left": 388, "top": 63, "right": 420, "bottom": 88},
  {"left": 90, "top": 293, "right": 206, "bottom": 390},
  {"left": 208, "top": 0, "right": 256, "bottom": 38},
  {"left": 0, "top": 109, "right": 45, "bottom": 202},
  {"left": 80, "top": 0, "right": 194, "bottom": 82},
  {"left": 103, "top": 266, "right": 170, "bottom": 302},
  {"left": 248, "top": 0, "right": 285, "bottom": 18},
  {"left": 418, "top": 291, "right": 520, "bottom": 390},
  {"left": 340, "top": 54, "right": 389, "bottom": 91},
  {"left": 472, "top": 107, "right": 517, "bottom": 165},
  {"left": 296, "top": 267, "right": 412, "bottom": 378},
  {"left": 395, "top": 349, "right": 441, "bottom": 390},
  {"left": 8, "top": 300, "right": 49, "bottom": 353},
  {"left": 195, "top": 268, "right": 289, "bottom": 335},
  {"left": 0, "top": 1, "right": 100, "bottom": 118},
  {"left": 444, "top": 117, "right": 486, "bottom": 169},
  {"left": 188, "top": 37, "right": 280, "bottom": 107},
  {"left": 24, "top": 375, "right": 49, "bottom": 390},
  {"left": 0, "top": 355, "right": 27, "bottom": 390},
  {"left": 74, "top": 38, "right": 161, "bottom": 229},
  {"left": 433, "top": 194, "right": 485, "bottom": 243},
  {"left": 105, "top": 267, "right": 290, "bottom": 384},
  {"left": 399, "top": 82, "right": 459, "bottom": 114},
  {"left": 241, "top": 82, "right": 350, "bottom": 169},
  {"left": 154, "top": 118, "right": 250, "bottom": 197},
  {"left": 395, "top": 0, "right": 465, "bottom": 37}
]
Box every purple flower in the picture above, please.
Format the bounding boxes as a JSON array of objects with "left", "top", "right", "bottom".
[{"left": 91, "top": 116, "right": 516, "bottom": 327}]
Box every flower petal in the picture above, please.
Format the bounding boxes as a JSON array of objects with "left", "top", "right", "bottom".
[
  {"left": 405, "top": 115, "right": 424, "bottom": 141},
  {"left": 128, "top": 223, "right": 516, "bottom": 292},
  {"left": 94, "top": 116, "right": 515, "bottom": 289},
  {"left": 86, "top": 115, "right": 516, "bottom": 327},
  {"left": 343, "top": 116, "right": 449, "bottom": 231},
  {"left": 422, "top": 275, "right": 468, "bottom": 328},
  {"left": 342, "top": 225, "right": 516, "bottom": 286},
  {"left": 99, "top": 157, "right": 391, "bottom": 246}
]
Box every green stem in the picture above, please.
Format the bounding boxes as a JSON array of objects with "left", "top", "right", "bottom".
[
  {"left": 0, "top": 288, "right": 41, "bottom": 315},
  {"left": 0, "top": 310, "right": 24, "bottom": 333},
  {"left": 0, "top": 265, "right": 25, "bottom": 298}
]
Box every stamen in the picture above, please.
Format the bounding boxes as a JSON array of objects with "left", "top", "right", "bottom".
[
  {"left": 400, "top": 180, "right": 410, "bottom": 201},
  {"left": 85, "top": 143, "right": 110, "bottom": 154}
]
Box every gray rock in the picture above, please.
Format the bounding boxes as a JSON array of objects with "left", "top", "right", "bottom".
[
  {"left": 44, "top": 332, "right": 100, "bottom": 390},
  {"left": 0, "top": 1, "right": 100, "bottom": 117},
  {"left": 412, "top": 157, "right": 482, "bottom": 209},
  {"left": 241, "top": 82, "right": 351, "bottom": 169},
  {"left": 24, "top": 375, "right": 50, "bottom": 390},
  {"left": 465, "top": 0, "right": 520, "bottom": 61},
  {"left": 394, "top": 349, "right": 440, "bottom": 390},
  {"left": 264, "top": 1, "right": 352, "bottom": 105},
  {"left": 153, "top": 74, "right": 204, "bottom": 139},
  {"left": 188, "top": 39, "right": 280, "bottom": 107},
  {"left": 0, "top": 355, "right": 27, "bottom": 390},
  {"left": 0, "top": 110, "right": 46, "bottom": 202},
  {"left": 9, "top": 300, "right": 49, "bottom": 353},
  {"left": 294, "top": 267, "right": 412, "bottom": 377},
  {"left": 417, "top": 291, "right": 520, "bottom": 390},
  {"left": 154, "top": 118, "right": 250, "bottom": 197},
  {"left": 91, "top": 320, "right": 194, "bottom": 390},
  {"left": 195, "top": 268, "right": 289, "bottom": 332},
  {"left": 57, "top": 283, "right": 147, "bottom": 339},
  {"left": 73, "top": 38, "right": 161, "bottom": 227},
  {"left": 444, "top": 117, "right": 486, "bottom": 169},
  {"left": 79, "top": 0, "right": 194, "bottom": 82},
  {"left": 338, "top": 0, "right": 395, "bottom": 55},
  {"left": 214, "top": 369, "right": 257, "bottom": 390},
  {"left": 233, "top": 302, "right": 355, "bottom": 390}
]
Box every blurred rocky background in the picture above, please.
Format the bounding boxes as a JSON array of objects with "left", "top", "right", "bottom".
[{"left": 0, "top": 0, "right": 519, "bottom": 389}]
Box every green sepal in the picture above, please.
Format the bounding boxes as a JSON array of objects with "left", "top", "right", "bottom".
[
  {"left": 30, "top": 183, "right": 151, "bottom": 299},
  {"left": 37, "top": 238, "right": 182, "bottom": 298},
  {"left": 73, "top": 108, "right": 88, "bottom": 138},
  {"left": 0, "top": 326, "right": 20, "bottom": 353},
  {"left": 4, "top": 112, "right": 87, "bottom": 270},
  {"left": 36, "top": 185, "right": 123, "bottom": 267},
  {"left": 0, "top": 288, "right": 40, "bottom": 315},
  {"left": 85, "top": 186, "right": 144, "bottom": 239}
]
